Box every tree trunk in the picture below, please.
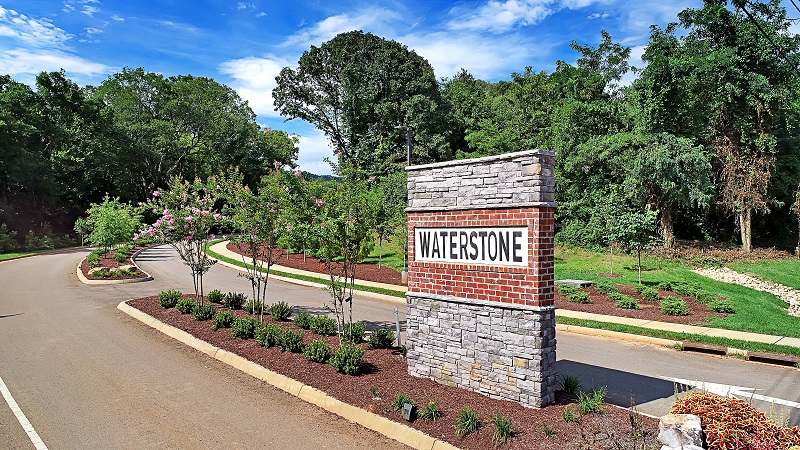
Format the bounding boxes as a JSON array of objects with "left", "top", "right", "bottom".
[
  {"left": 739, "top": 208, "right": 752, "bottom": 253},
  {"left": 661, "top": 208, "right": 675, "bottom": 248},
  {"left": 637, "top": 248, "right": 642, "bottom": 284},
  {"left": 609, "top": 243, "right": 614, "bottom": 275}
]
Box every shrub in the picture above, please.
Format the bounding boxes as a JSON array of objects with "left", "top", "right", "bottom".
[
  {"left": 567, "top": 291, "right": 591, "bottom": 304},
  {"left": 223, "top": 292, "right": 246, "bottom": 310},
  {"left": 490, "top": 414, "right": 514, "bottom": 446},
  {"left": 578, "top": 386, "right": 606, "bottom": 414},
  {"left": 303, "top": 339, "right": 332, "bottom": 362},
  {"left": 112, "top": 251, "right": 127, "bottom": 263},
  {"left": 345, "top": 321, "right": 366, "bottom": 344},
  {"left": 641, "top": 287, "right": 660, "bottom": 302},
  {"left": 244, "top": 298, "right": 266, "bottom": 315},
  {"left": 633, "top": 284, "right": 646, "bottom": 294},
  {"left": 368, "top": 327, "right": 396, "bottom": 349},
  {"left": 269, "top": 301, "right": 292, "bottom": 321},
  {"left": 329, "top": 343, "right": 365, "bottom": 375},
  {"left": 0, "top": 223, "right": 18, "bottom": 253},
  {"left": 391, "top": 392, "right": 415, "bottom": 415},
  {"left": 607, "top": 292, "right": 624, "bottom": 302},
  {"left": 615, "top": 295, "right": 641, "bottom": 310},
  {"left": 207, "top": 289, "right": 224, "bottom": 304},
  {"left": 695, "top": 290, "right": 717, "bottom": 304},
  {"left": 672, "top": 282, "right": 699, "bottom": 297},
  {"left": 418, "top": 400, "right": 443, "bottom": 421},
  {"left": 672, "top": 391, "right": 800, "bottom": 450},
  {"left": 709, "top": 299, "right": 735, "bottom": 313},
  {"left": 593, "top": 280, "right": 617, "bottom": 294},
  {"left": 256, "top": 323, "right": 282, "bottom": 348},
  {"left": 558, "top": 374, "right": 581, "bottom": 394},
  {"left": 310, "top": 315, "right": 337, "bottom": 336},
  {"left": 211, "top": 310, "right": 236, "bottom": 331},
  {"left": 454, "top": 407, "right": 479, "bottom": 438},
  {"left": 192, "top": 302, "right": 216, "bottom": 321},
  {"left": 86, "top": 253, "right": 101, "bottom": 268},
  {"left": 278, "top": 328, "right": 304, "bottom": 352},
  {"left": 175, "top": 298, "right": 196, "bottom": 314},
  {"left": 293, "top": 311, "right": 313, "bottom": 329},
  {"left": 660, "top": 297, "right": 689, "bottom": 316},
  {"left": 231, "top": 316, "right": 258, "bottom": 339},
  {"left": 557, "top": 284, "right": 579, "bottom": 296},
  {"left": 656, "top": 281, "right": 673, "bottom": 291}
]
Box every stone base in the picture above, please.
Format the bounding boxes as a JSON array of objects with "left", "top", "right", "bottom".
[{"left": 406, "top": 294, "right": 556, "bottom": 408}]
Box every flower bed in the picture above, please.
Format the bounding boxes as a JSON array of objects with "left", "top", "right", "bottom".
[
  {"left": 129, "top": 295, "right": 659, "bottom": 450},
  {"left": 80, "top": 245, "right": 150, "bottom": 280}
]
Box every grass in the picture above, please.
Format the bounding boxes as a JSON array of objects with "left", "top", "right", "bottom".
[
  {"left": 361, "top": 238, "right": 406, "bottom": 272},
  {"left": 203, "top": 239, "right": 406, "bottom": 298},
  {"left": 0, "top": 247, "right": 79, "bottom": 261},
  {"left": 557, "top": 316, "right": 800, "bottom": 358},
  {"left": 555, "top": 246, "right": 800, "bottom": 338},
  {"left": 729, "top": 259, "right": 800, "bottom": 290}
]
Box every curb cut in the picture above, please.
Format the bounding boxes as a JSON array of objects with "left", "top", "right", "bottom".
[
  {"left": 76, "top": 247, "right": 153, "bottom": 285},
  {"left": 556, "top": 323, "right": 681, "bottom": 348},
  {"left": 211, "top": 256, "right": 406, "bottom": 306},
  {"left": 116, "top": 300, "right": 459, "bottom": 450}
]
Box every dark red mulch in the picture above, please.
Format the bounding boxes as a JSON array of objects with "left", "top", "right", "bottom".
[
  {"left": 80, "top": 246, "right": 150, "bottom": 280},
  {"left": 648, "top": 242, "right": 793, "bottom": 265},
  {"left": 129, "top": 295, "right": 659, "bottom": 450},
  {"left": 226, "top": 242, "right": 403, "bottom": 286},
  {"left": 556, "top": 284, "right": 728, "bottom": 326}
]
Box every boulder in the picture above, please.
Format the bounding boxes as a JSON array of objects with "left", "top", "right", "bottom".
[{"left": 658, "top": 414, "right": 704, "bottom": 450}]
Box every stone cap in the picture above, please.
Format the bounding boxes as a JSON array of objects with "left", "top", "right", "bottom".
[{"left": 407, "top": 150, "right": 556, "bottom": 212}]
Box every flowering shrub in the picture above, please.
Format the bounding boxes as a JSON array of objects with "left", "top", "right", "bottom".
[
  {"left": 137, "top": 177, "right": 221, "bottom": 302},
  {"left": 672, "top": 391, "right": 800, "bottom": 450}
]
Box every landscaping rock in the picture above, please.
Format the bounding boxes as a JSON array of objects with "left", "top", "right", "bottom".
[
  {"left": 693, "top": 267, "right": 800, "bottom": 317},
  {"left": 657, "top": 413, "right": 704, "bottom": 450}
]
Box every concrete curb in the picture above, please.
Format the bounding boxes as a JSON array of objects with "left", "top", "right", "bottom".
[
  {"left": 211, "top": 256, "right": 406, "bottom": 306},
  {"left": 116, "top": 300, "right": 459, "bottom": 450},
  {"left": 76, "top": 247, "right": 153, "bottom": 285},
  {"left": 556, "top": 323, "right": 681, "bottom": 349}
]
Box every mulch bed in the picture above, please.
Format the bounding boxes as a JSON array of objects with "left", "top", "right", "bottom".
[
  {"left": 226, "top": 242, "right": 403, "bottom": 286},
  {"left": 128, "top": 295, "right": 660, "bottom": 450},
  {"left": 555, "top": 284, "right": 728, "bottom": 326},
  {"left": 79, "top": 246, "right": 150, "bottom": 281},
  {"left": 649, "top": 242, "right": 794, "bottom": 265}
]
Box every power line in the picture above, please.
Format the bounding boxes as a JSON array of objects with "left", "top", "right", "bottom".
[{"left": 734, "top": 0, "right": 800, "bottom": 76}]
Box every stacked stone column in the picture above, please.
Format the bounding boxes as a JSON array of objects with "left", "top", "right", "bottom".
[{"left": 405, "top": 150, "right": 557, "bottom": 408}]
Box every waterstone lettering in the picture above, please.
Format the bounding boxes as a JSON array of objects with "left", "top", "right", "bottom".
[{"left": 414, "top": 227, "right": 529, "bottom": 267}]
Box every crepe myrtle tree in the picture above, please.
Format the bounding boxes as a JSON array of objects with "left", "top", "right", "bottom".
[
  {"left": 220, "top": 165, "right": 291, "bottom": 322},
  {"left": 137, "top": 177, "right": 221, "bottom": 303},
  {"left": 310, "top": 163, "right": 376, "bottom": 343}
]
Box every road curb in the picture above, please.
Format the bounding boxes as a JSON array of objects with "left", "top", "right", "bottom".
[
  {"left": 116, "top": 300, "right": 459, "bottom": 450},
  {"left": 211, "top": 256, "right": 406, "bottom": 306},
  {"left": 76, "top": 246, "right": 153, "bottom": 285},
  {"left": 556, "top": 323, "right": 681, "bottom": 348}
]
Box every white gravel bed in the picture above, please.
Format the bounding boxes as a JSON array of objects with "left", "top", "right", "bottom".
[{"left": 692, "top": 267, "right": 800, "bottom": 317}]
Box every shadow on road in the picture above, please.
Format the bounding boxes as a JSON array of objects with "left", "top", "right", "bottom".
[
  {"left": 554, "top": 359, "right": 677, "bottom": 408},
  {"left": 291, "top": 304, "right": 405, "bottom": 333}
]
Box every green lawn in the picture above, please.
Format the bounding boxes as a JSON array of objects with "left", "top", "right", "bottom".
[
  {"left": 0, "top": 251, "right": 38, "bottom": 261},
  {"left": 361, "top": 239, "right": 405, "bottom": 272},
  {"left": 555, "top": 246, "right": 800, "bottom": 339},
  {"left": 729, "top": 259, "right": 800, "bottom": 290}
]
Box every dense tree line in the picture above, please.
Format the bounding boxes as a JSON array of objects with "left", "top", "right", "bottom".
[{"left": 0, "top": 68, "right": 298, "bottom": 250}]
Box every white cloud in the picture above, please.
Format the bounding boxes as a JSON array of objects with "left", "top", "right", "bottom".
[
  {"left": 448, "top": 0, "right": 555, "bottom": 33},
  {"left": 256, "top": 11, "right": 267, "bottom": 18},
  {"left": 588, "top": 12, "right": 609, "bottom": 19},
  {"left": 282, "top": 7, "right": 402, "bottom": 48},
  {"left": 218, "top": 55, "right": 293, "bottom": 118},
  {"left": 237, "top": 2, "right": 256, "bottom": 10},
  {"left": 618, "top": 44, "right": 645, "bottom": 86},
  {"left": 0, "top": 7, "right": 73, "bottom": 47},
  {"left": 295, "top": 130, "right": 334, "bottom": 175},
  {"left": 0, "top": 48, "right": 111, "bottom": 80},
  {"left": 81, "top": 5, "right": 99, "bottom": 16},
  {"left": 62, "top": 4, "right": 75, "bottom": 13},
  {"left": 85, "top": 27, "right": 103, "bottom": 35},
  {"left": 110, "top": 15, "right": 125, "bottom": 21}
]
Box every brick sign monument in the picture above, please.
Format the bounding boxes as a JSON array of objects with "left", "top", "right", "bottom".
[{"left": 405, "top": 150, "right": 557, "bottom": 408}]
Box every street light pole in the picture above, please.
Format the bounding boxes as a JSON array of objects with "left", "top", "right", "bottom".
[{"left": 395, "top": 125, "right": 412, "bottom": 166}]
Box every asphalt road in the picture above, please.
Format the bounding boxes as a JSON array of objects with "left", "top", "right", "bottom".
[{"left": 1, "top": 246, "right": 798, "bottom": 449}]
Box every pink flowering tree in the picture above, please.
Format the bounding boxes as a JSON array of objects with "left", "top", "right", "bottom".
[
  {"left": 220, "top": 168, "right": 290, "bottom": 322},
  {"left": 310, "top": 164, "right": 376, "bottom": 343},
  {"left": 137, "top": 177, "right": 221, "bottom": 303}
]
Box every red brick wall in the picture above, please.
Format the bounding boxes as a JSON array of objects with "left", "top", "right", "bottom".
[{"left": 408, "top": 207, "right": 555, "bottom": 308}]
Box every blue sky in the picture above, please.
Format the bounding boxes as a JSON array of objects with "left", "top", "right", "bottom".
[{"left": 4, "top": 0, "right": 786, "bottom": 175}]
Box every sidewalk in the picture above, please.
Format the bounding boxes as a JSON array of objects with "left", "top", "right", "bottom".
[{"left": 206, "top": 241, "right": 800, "bottom": 353}]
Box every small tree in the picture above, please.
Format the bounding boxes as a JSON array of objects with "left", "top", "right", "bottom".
[
  {"left": 612, "top": 206, "right": 659, "bottom": 284},
  {"left": 221, "top": 169, "right": 289, "bottom": 322},
  {"left": 138, "top": 178, "right": 220, "bottom": 303},
  {"left": 86, "top": 195, "right": 141, "bottom": 254},
  {"left": 793, "top": 183, "right": 800, "bottom": 256},
  {"left": 310, "top": 164, "right": 376, "bottom": 343},
  {"left": 73, "top": 217, "right": 91, "bottom": 246}
]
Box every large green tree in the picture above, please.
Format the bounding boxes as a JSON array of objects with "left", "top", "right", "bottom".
[{"left": 273, "top": 31, "right": 453, "bottom": 175}]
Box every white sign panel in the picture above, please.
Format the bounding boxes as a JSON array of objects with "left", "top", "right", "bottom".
[{"left": 414, "top": 227, "right": 529, "bottom": 267}]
